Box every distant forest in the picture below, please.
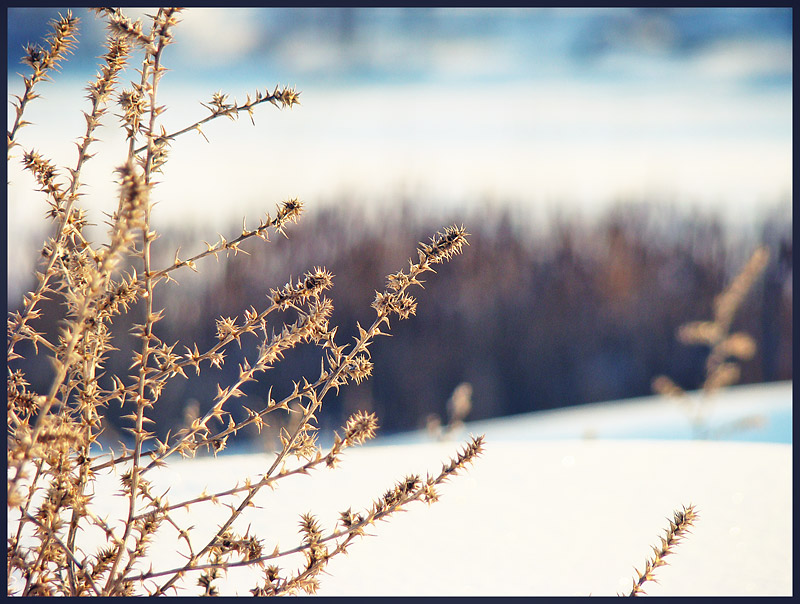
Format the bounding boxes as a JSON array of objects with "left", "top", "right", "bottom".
[{"left": 11, "top": 200, "right": 792, "bottom": 446}]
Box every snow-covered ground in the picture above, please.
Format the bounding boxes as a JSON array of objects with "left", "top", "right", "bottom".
[
  {"left": 8, "top": 382, "right": 792, "bottom": 596},
  {"left": 383, "top": 380, "right": 793, "bottom": 445}
]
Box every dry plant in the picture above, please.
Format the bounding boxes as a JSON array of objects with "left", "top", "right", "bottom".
[
  {"left": 7, "top": 9, "right": 483, "bottom": 596},
  {"left": 625, "top": 504, "right": 699, "bottom": 596},
  {"left": 426, "top": 381, "right": 473, "bottom": 440},
  {"left": 652, "top": 246, "right": 770, "bottom": 438}
]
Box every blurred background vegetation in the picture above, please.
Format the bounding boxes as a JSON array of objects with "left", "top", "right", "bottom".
[{"left": 9, "top": 201, "right": 792, "bottom": 445}]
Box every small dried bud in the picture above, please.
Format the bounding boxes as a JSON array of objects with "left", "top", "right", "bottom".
[
  {"left": 677, "top": 321, "right": 720, "bottom": 346},
  {"left": 299, "top": 513, "right": 322, "bottom": 544},
  {"left": 274, "top": 198, "right": 303, "bottom": 232},
  {"left": 114, "top": 161, "right": 149, "bottom": 233},
  {"left": 652, "top": 375, "right": 684, "bottom": 398},
  {"left": 22, "top": 150, "right": 60, "bottom": 191},
  {"left": 270, "top": 85, "right": 301, "bottom": 109},
  {"left": 339, "top": 508, "right": 365, "bottom": 536},
  {"left": 718, "top": 332, "right": 757, "bottom": 361},
  {"left": 343, "top": 411, "right": 378, "bottom": 445},
  {"left": 270, "top": 267, "right": 333, "bottom": 309},
  {"left": 441, "top": 434, "right": 484, "bottom": 477},
  {"left": 418, "top": 224, "right": 469, "bottom": 265},
  {"left": 372, "top": 291, "right": 417, "bottom": 320},
  {"left": 713, "top": 246, "right": 770, "bottom": 329},
  {"left": 704, "top": 362, "right": 740, "bottom": 392},
  {"left": 341, "top": 355, "right": 372, "bottom": 385},
  {"left": 208, "top": 91, "right": 232, "bottom": 114},
  {"left": 119, "top": 85, "right": 148, "bottom": 135}
]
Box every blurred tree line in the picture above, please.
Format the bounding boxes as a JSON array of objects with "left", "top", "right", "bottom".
[{"left": 11, "top": 200, "right": 792, "bottom": 446}]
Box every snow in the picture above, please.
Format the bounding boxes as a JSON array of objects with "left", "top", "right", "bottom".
[
  {"left": 8, "top": 382, "right": 792, "bottom": 596},
  {"left": 317, "top": 439, "right": 792, "bottom": 596},
  {"left": 382, "top": 380, "right": 793, "bottom": 445}
]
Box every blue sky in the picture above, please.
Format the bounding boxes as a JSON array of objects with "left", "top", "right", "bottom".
[
  {"left": 8, "top": 8, "right": 791, "bottom": 87},
  {"left": 7, "top": 7, "right": 793, "bottom": 254}
]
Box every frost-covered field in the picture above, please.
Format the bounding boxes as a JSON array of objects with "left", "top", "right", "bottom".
[{"left": 8, "top": 382, "right": 791, "bottom": 596}]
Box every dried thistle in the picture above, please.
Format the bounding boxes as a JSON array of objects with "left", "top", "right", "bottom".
[
  {"left": 9, "top": 11, "right": 80, "bottom": 156},
  {"left": 652, "top": 246, "right": 770, "bottom": 437},
  {"left": 7, "top": 8, "right": 479, "bottom": 597},
  {"left": 627, "top": 504, "right": 699, "bottom": 596}
]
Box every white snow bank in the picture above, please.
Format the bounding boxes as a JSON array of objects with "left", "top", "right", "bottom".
[
  {"left": 381, "top": 381, "right": 793, "bottom": 445},
  {"left": 8, "top": 383, "right": 792, "bottom": 596},
  {"left": 81, "top": 441, "right": 792, "bottom": 596},
  {"left": 314, "top": 439, "right": 792, "bottom": 596}
]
